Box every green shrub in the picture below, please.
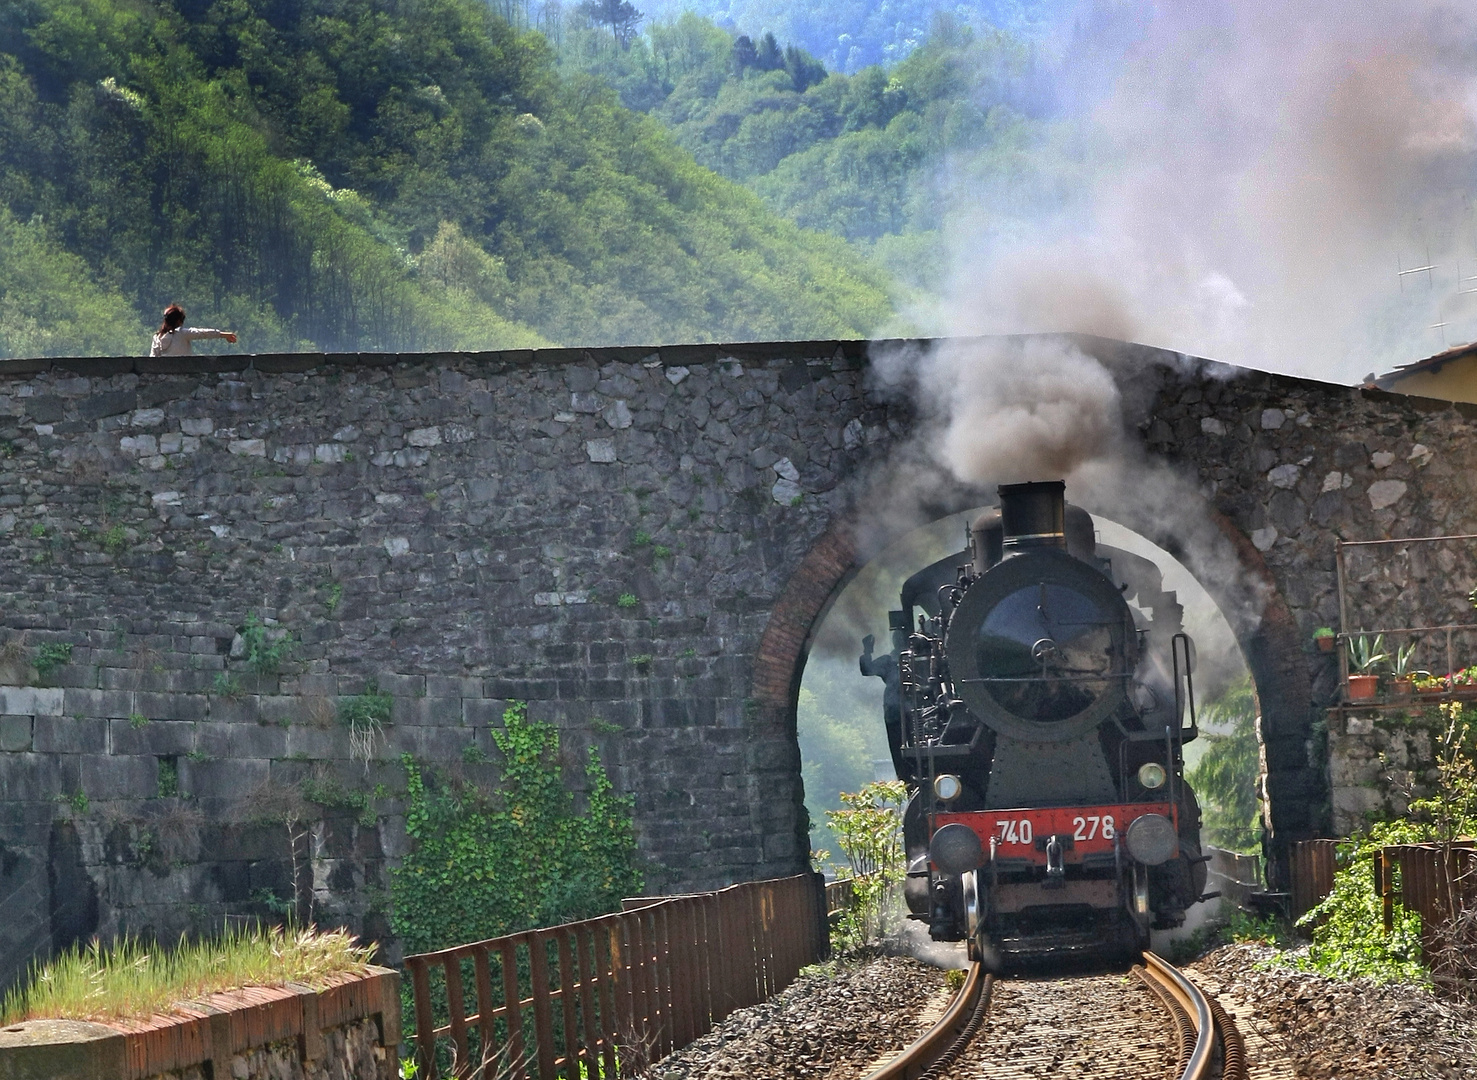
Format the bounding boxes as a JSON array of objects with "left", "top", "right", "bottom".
[
  {"left": 240, "top": 613, "right": 291, "bottom": 676},
  {"left": 1219, "top": 908, "right": 1288, "bottom": 947},
  {"left": 390, "top": 702, "right": 642, "bottom": 956},
  {"left": 824, "top": 780, "right": 907, "bottom": 949},
  {"left": 33, "top": 643, "right": 73, "bottom": 679},
  {"left": 616, "top": 593, "right": 638, "bottom": 608},
  {"left": 1293, "top": 821, "right": 1428, "bottom": 983}
]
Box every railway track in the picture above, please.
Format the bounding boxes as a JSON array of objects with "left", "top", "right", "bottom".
[{"left": 863, "top": 953, "right": 1248, "bottom": 1080}]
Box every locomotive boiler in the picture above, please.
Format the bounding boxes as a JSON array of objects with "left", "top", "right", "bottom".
[{"left": 861, "top": 481, "right": 1209, "bottom": 964}]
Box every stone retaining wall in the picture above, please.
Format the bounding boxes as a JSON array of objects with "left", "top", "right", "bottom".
[
  {"left": 0, "top": 343, "right": 884, "bottom": 989},
  {"left": 1327, "top": 703, "right": 1461, "bottom": 834}
]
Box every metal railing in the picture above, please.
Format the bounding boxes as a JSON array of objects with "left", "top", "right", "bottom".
[
  {"left": 1377, "top": 843, "right": 1477, "bottom": 959},
  {"left": 1288, "top": 839, "right": 1340, "bottom": 921},
  {"left": 1334, "top": 534, "right": 1477, "bottom": 702},
  {"left": 403, "top": 873, "right": 828, "bottom": 1079}
]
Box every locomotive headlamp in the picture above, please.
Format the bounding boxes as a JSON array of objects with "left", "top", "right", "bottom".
[
  {"left": 933, "top": 774, "right": 963, "bottom": 802},
  {"left": 1137, "top": 762, "right": 1167, "bottom": 790}
]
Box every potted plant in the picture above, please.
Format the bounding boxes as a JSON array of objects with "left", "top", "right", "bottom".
[
  {"left": 1346, "top": 633, "right": 1387, "bottom": 701},
  {"left": 1388, "top": 642, "right": 1427, "bottom": 699},
  {"left": 1414, "top": 672, "right": 1448, "bottom": 698},
  {"left": 1313, "top": 627, "right": 1336, "bottom": 653},
  {"left": 1451, "top": 665, "right": 1477, "bottom": 696}
]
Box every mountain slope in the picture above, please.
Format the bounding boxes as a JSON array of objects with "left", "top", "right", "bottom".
[{"left": 0, "top": 0, "right": 892, "bottom": 356}]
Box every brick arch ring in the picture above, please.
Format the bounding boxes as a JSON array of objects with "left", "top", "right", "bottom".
[{"left": 749, "top": 498, "right": 1318, "bottom": 889}]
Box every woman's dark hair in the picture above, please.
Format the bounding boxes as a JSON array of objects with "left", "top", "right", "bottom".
[{"left": 158, "top": 305, "right": 185, "bottom": 334}]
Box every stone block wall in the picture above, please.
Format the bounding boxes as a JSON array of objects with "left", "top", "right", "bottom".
[
  {"left": 1327, "top": 704, "right": 1461, "bottom": 834},
  {"left": 0, "top": 343, "right": 889, "bottom": 989},
  {"left": 5, "top": 336, "right": 1477, "bottom": 985}
]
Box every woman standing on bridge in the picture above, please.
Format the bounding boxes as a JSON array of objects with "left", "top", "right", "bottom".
[{"left": 149, "top": 304, "right": 237, "bottom": 356}]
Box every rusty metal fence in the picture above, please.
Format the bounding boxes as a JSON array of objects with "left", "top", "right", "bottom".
[
  {"left": 824, "top": 876, "right": 854, "bottom": 918},
  {"left": 403, "top": 873, "right": 827, "bottom": 1079},
  {"left": 1378, "top": 843, "right": 1477, "bottom": 959},
  {"left": 1288, "top": 839, "right": 1340, "bottom": 921}
]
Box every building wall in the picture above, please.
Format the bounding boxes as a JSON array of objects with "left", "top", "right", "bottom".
[{"left": 1382, "top": 358, "right": 1477, "bottom": 405}]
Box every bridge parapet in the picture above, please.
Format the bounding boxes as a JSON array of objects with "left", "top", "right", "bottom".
[{"left": 1, "top": 337, "right": 1473, "bottom": 985}]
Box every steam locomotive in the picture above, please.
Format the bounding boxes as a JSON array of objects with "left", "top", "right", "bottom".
[{"left": 861, "top": 481, "right": 1208, "bottom": 964}]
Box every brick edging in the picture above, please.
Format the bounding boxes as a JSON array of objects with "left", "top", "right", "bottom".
[
  {"left": 0, "top": 966, "right": 400, "bottom": 1080},
  {"left": 752, "top": 524, "right": 860, "bottom": 712}
]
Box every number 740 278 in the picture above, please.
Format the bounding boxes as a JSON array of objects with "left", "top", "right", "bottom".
[{"left": 992, "top": 815, "right": 1116, "bottom": 846}]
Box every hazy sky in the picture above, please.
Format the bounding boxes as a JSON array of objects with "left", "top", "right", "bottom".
[{"left": 912, "top": 0, "right": 1477, "bottom": 384}]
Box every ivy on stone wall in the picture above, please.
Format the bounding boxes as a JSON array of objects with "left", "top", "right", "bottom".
[{"left": 390, "top": 703, "right": 643, "bottom": 956}]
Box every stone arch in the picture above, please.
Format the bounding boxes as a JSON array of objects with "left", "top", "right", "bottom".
[{"left": 751, "top": 489, "right": 1318, "bottom": 887}]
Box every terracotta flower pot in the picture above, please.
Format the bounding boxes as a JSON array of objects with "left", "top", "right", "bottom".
[
  {"left": 1391, "top": 676, "right": 1414, "bottom": 699},
  {"left": 1347, "top": 673, "right": 1379, "bottom": 700},
  {"left": 1316, "top": 636, "right": 1336, "bottom": 653}
]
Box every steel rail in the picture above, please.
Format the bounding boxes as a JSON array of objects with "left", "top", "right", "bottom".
[
  {"left": 1141, "top": 952, "right": 1214, "bottom": 1080},
  {"left": 861, "top": 962, "right": 992, "bottom": 1080},
  {"left": 1140, "top": 951, "right": 1252, "bottom": 1080}
]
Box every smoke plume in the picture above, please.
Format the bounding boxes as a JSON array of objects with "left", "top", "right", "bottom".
[
  {"left": 874, "top": 335, "right": 1124, "bottom": 488},
  {"left": 915, "top": 0, "right": 1477, "bottom": 382}
]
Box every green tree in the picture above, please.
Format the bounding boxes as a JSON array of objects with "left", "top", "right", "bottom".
[
  {"left": 0, "top": 0, "right": 892, "bottom": 357},
  {"left": 1186, "top": 677, "right": 1263, "bottom": 852},
  {"left": 0, "top": 207, "right": 137, "bottom": 357},
  {"left": 797, "top": 661, "right": 891, "bottom": 856}
]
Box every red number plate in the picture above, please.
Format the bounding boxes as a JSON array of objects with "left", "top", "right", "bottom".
[{"left": 935, "top": 803, "right": 1175, "bottom": 863}]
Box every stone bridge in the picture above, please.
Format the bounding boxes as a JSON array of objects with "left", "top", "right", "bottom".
[{"left": 1, "top": 335, "right": 1472, "bottom": 986}]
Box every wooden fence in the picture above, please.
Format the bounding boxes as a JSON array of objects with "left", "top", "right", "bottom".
[
  {"left": 403, "top": 873, "right": 827, "bottom": 1079},
  {"left": 1288, "top": 839, "right": 1340, "bottom": 921},
  {"left": 824, "top": 876, "right": 854, "bottom": 918}
]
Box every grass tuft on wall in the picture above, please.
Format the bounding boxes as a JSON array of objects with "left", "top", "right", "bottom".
[{"left": 2, "top": 924, "right": 375, "bottom": 1025}]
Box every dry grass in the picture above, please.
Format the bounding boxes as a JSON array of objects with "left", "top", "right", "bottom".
[{"left": 2, "top": 924, "right": 375, "bottom": 1025}]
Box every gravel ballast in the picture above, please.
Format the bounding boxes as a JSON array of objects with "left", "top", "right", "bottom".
[
  {"left": 651, "top": 954, "right": 946, "bottom": 1080},
  {"left": 1189, "top": 943, "right": 1477, "bottom": 1079}
]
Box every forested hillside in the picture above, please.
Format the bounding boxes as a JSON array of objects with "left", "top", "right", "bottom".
[
  {"left": 559, "top": 11, "right": 1068, "bottom": 292},
  {"left": 0, "top": 0, "right": 892, "bottom": 357},
  {"left": 634, "top": 0, "right": 1069, "bottom": 73}
]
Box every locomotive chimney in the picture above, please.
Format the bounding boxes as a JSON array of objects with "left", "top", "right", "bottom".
[
  {"left": 970, "top": 508, "right": 1003, "bottom": 574},
  {"left": 998, "top": 480, "right": 1067, "bottom": 553}
]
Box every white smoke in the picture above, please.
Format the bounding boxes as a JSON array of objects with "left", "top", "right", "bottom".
[{"left": 910, "top": 0, "right": 1477, "bottom": 382}]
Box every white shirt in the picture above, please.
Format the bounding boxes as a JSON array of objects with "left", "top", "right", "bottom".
[{"left": 150, "top": 328, "right": 231, "bottom": 356}]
